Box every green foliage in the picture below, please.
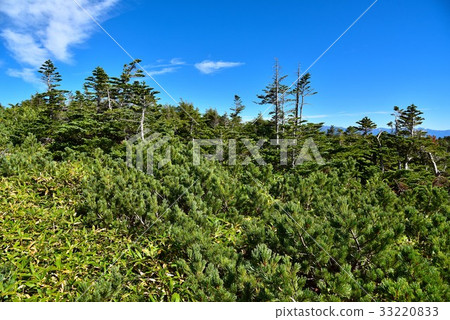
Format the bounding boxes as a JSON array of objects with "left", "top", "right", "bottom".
[
  {"left": 355, "top": 116, "right": 377, "bottom": 135},
  {"left": 398, "top": 104, "right": 424, "bottom": 137},
  {"left": 0, "top": 59, "right": 448, "bottom": 302}
]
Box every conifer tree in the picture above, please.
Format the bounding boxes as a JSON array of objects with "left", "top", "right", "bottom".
[
  {"left": 38, "top": 59, "right": 66, "bottom": 119},
  {"left": 230, "top": 95, "right": 245, "bottom": 126},
  {"left": 177, "top": 101, "right": 202, "bottom": 136},
  {"left": 291, "top": 66, "right": 317, "bottom": 129},
  {"left": 355, "top": 116, "right": 377, "bottom": 135},
  {"left": 84, "top": 66, "right": 113, "bottom": 113},
  {"left": 398, "top": 104, "right": 424, "bottom": 137},
  {"left": 387, "top": 121, "right": 395, "bottom": 134},
  {"left": 203, "top": 108, "right": 221, "bottom": 129},
  {"left": 128, "top": 81, "right": 159, "bottom": 140},
  {"left": 110, "top": 59, "right": 145, "bottom": 108},
  {"left": 256, "top": 59, "right": 288, "bottom": 144},
  {"left": 391, "top": 106, "right": 403, "bottom": 136},
  {"left": 219, "top": 112, "right": 231, "bottom": 137}
]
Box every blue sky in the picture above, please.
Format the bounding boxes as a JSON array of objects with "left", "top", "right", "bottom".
[{"left": 0, "top": 0, "right": 449, "bottom": 129}]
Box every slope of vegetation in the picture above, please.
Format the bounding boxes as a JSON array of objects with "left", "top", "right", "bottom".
[{"left": 0, "top": 60, "right": 448, "bottom": 301}]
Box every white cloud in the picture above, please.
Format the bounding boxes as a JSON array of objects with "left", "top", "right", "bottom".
[
  {"left": 148, "top": 67, "right": 179, "bottom": 76},
  {"left": 0, "top": 0, "right": 118, "bottom": 83},
  {"left": 194, "top": 60, "right": 244, "bottom": 74},
  {"left": 1, "top": 30, "right": 48, "bottom": 67},
  {"left": 145, "top": 58, "right": 186, "bottom": 69},
  {"left": 169, "top": 58, "right": 185, "bottom": 66},
  {"left": 144, "top": 58, "right": 186, "bottom": 77},
  {"left": 7, "top": 68, "right": 42, "bottom": 86}
]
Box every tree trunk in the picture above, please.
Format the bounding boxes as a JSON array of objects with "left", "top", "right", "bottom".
[
  {"left": 140, "top": 106, "right": 146, "bottom": 141},
  {"left": 376, "top": 132, "right": 385, "bottom": 173},
  {"left": 281, "top": 96, "right": 285, "bottom": 134},
  {"left": 107, "top": 89, "right": 112, "bottom": 110},
  {"left": 96, "top": 95, "right": 101, "bottom": 113},
  {"left": 275, "top": 59, "right": 279, "bottom": 145},
  {"left": 404, "top": 156, "right": 412, "bottom": 170},
  {"left": 299, "top": 95, "right": 305, "bottom": 129},
  {"left": 295, "top": 65, "right": 300, "bottom": 129},
  {"left": 427, "top": 152, "right": 440, "bottom": 176}
]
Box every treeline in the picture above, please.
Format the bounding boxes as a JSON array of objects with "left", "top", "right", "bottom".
[
  {"left": 1, "top": 59, "right": 448, "bottom": 177},
  {"left": 0, "top": 59, "right": 449, "bottom": 302}
]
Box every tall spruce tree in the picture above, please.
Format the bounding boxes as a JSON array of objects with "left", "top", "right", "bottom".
[
  {"left": 398, "top": 104, "right": 424, "bottom": 137},
  {"left": 391, "top": 105, "right": 403, "bottom": 136},
  {"left": 291, "top": 66, "right": 317, "bottom": 129},
  {"left": 38, "top": 60, "right": 66, "bottom": 119},
  {"left": 230, "top": 95, "right": 245, "bottom": 127},
  {"left": 84, "top": 67, "right": 113, "bottom": 113},
  {"left": 256, "top": 59, "right": 288, "bottom": 144},
  {"left": 110, "top": 59, "right": 145, "bottom": 108},
  {"left": 128, "top": 81, "right": 159, "bottom": 140},
  {"left": 356, "top": 116, "right": 377, "bottom": 135}
]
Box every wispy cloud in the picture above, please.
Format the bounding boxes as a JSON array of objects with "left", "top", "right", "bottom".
[
  {"left": 1, "top": 30, "right": 48, "bottom": 67},
  {"left": 144, "top": 58, "right": 185, "bottom": 76},
  {"left": 7, "top": 68, "right": 42, "bottom": 86},
  {"left": 194, "top": 60, "right": 244, "bottom": 74},
  {"left": 145, "top": 58, "right": 186, "bottom": 69},
  {"left": 168, "top": 58, "right": 185, "bottom": 66},
  {"left": 0, "top": 0, "right": 118, "bottom": 83},
  {"left": 148, "top": 67, "right": 179, "bottom": 76}
]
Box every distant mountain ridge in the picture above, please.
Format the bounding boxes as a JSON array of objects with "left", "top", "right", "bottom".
[
  {"left": 418, "top": 129, "right": 450, "bottom": 138},
  {"left": 321, "top": 126, "right": 450, "bottom": 138}
]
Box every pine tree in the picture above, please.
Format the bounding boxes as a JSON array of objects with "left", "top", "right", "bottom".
[
  {"left": 398, "top": 104, "right": 424, "bottom": 137},
  {"left": 387, "top": 121, "right": 395, "bottom": 134},
  {"left": 128, "top": 81, "right": 159, "bottom": 140},
  {"left": 391, "top": 106, "right": 403, "bottom": 136},
  {"left": 387, "top": 105, "right": 426, "bottom": 170},
  {"left": 84, "top": 67, "right": 112, "bottom": 113},
  {"left": 110, "top": 59, "right": 145, "bottom": 108},
  {"left": 203, "top": 108, "right": 221, "bottom": 129},
  {"left": 177, "top": 101, "right": 202, "bottom": 136},
  {"left": 230, "top": 95, "right": 245, "bottom": 126},
  {"left": 256, "top": 58, "right": 288, "bottom": 144},
  {"left": 38, "top": 60, "right": 66, "bottom": 119},
  {"left": 291, "top": 66, "right": 317, "bottom": 129},
  {"left": 355, "top": 116, "right": 377, "bottom": 135}
]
